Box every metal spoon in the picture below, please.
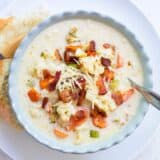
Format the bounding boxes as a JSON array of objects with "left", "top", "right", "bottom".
[{"left": 128, "top": 78, "right": 160, "bottom": 110}]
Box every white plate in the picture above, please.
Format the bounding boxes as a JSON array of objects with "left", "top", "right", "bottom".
[{"left": 0, "top": 0, "right": 160, "bottom": 159}]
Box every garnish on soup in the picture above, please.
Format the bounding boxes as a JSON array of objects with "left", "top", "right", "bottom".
[{"left": 21, "top": 21, "right": 143, "bottom": 145}]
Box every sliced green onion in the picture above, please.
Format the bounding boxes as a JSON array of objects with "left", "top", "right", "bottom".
[
  {"left": 67, "top": 63, "right": 78, "bottom": 68},
  {"left": 90, "top": 130, "right": 99, "bottom": 138},
  {"left": 49, "top": 114, "right": 56, "bottom": 123},
  {"left": 40, "top": 52, "right": 48, "bottom": 59},
  {"left": 109, "top": 79, "right": 119, "bottom": 91}
]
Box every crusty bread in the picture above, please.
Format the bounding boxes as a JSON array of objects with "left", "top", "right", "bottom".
[
  {"left": 0, "top": 33, "right": 25, "bottom": 58},
  {"left": 0, "top": 17, "right": 13, "bottom": 30},
  {"left": 0, "top": 14, "right": 48, "bottom": 58},
  {"left": 0, "top": 12, "right": 49, "bottom": 128},
  {"left": 0, "top": 59, "right": 21, "bottom": 128}
]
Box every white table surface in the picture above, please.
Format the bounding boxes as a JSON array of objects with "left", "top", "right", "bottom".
[
  {"left": 0, "top": 0, "right": 160, "bottom": 159},
  {"left": 131, "top": 0, "right": 160, "bottom": 159}
]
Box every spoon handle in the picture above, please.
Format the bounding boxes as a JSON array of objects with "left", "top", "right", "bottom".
[
  {"left": 128, "top": 79, "right": 160, "bottom": 110},
  {"left": 145, "top": 91, "right": 160, "bottom": 110}
]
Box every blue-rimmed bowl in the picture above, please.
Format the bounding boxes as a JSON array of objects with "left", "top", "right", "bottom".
[{"left": 8, "top": 11, "right": 152, "bottom": 153}]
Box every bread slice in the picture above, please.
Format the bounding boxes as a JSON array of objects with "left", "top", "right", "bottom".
[
  {"left": 0, "top": 17, "right": 13, "bottom": 30},
  {"left": 0, "top": 33, "right": 25, "bottom": 58},
  {"left": 0, "top": 12, "right": 49, "bottom": 128},
  {"left": 0, "top": 13, "right": 48, "bottom": 58},
  {"left": 0, "top": 59, "right": 21, "bottom": 128}
]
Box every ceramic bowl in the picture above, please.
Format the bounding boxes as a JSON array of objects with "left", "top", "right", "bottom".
[{"left": 8, "top": 11, "right": 152, "bottom": 153}]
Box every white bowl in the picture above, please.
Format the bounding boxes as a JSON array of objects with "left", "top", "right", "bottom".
[{"left": 8, "top": 11, "right": 152, "bottom": 153}]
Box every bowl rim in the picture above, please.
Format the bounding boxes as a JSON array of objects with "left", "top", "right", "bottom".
[{"left": 8, "top": 11, "right": 153, "bottom": 154}]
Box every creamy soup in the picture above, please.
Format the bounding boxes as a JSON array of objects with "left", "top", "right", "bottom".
[{"left": 18, "top": 19, "right": 143, "bottom": 145}]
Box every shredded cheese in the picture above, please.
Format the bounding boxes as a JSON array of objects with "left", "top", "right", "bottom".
[{"left": 56, "top": 65, "right": 85, "bottom": 91}]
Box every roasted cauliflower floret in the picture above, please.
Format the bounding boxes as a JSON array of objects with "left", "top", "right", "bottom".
[
  {"left": 56, "top": 102, "right": 76, "bottom": 122},
  {"left": 80, "top": 56, "right": 104, "bottom": 75}
]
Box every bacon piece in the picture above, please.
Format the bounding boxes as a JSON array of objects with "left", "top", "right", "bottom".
[
  {"left": 76, "top": 77, "right": 86, "bottom": 89},
  {"left": 91, "top": 105, "right": 107, "bottom": 118},
  {"left": 40, "top": 70, "right": 61, "bottom": 91},
  {"left": 64, "top": 50, "right": 71, "bottom": 64},
  {"left": 59, "top": 89, "right": 72, "bottom": 103},
  {"left": 77, "top": 89, "right": 86, "bottom": 106},
  {"left": 101, "top": 57, "right": 111, "bottom": 67},
  {"left": 42, "top": 97, "right": 49, "bottom": 109},
  {"left": 42, "top": 69, "right": 52, "bottom": 79},
  {"left": 64, "top": 50, "right": 79, "bottom": 64},
  {"left": 39, "top": 78, "right": 54, "bottom": 90},
  {"left": 67, "top": 109, "right": 88, "bottom": 130},
  {"left": 39, "top": 79, "right": 49, "bottom": 90},
  {"left": 96, "top": 76, "right": 107, "bottom": 95},
  {"left": 122, "top": 88, "right": 134, "bottom": 102},
  {"left": 40, "top": 69, "right": 55, "bottom": 90},
  {"left": 87, "top": 40, "right": 96, "bottom": 56},
  {"left": 112, "top": 91, "right": 123, "bottom": 106},
  {"left": 77, "top": 77, "right": 86, "bottom": 84},
  {"left": 69, "top": 56, "right": 79, "bottom": 64},
  {"left": 88, "top": 40, "right": 96, "bottom": 52},
  {"left": 112, "top": 88, "right": 134, "bottom": 105},
  {"left": 90, "top": 105, "right": 107, "bottom": 128},
  {"left": 103, "top": 68, "right": 114, "bottom": 82},
  {"left": 92, "top": 115, "right": 106, "bottom": 128},
  {"left": 71, "top": 91, "right": 79, "bottom": 101},
  {"left": 48, "top": 71, "right": 61, "bottom": 91},
  {"left": 28, "top": 88, "right": 41, "bottom": 102},
  {"left": 66, "top": 45, "right": 82, "bottom": 52}
]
